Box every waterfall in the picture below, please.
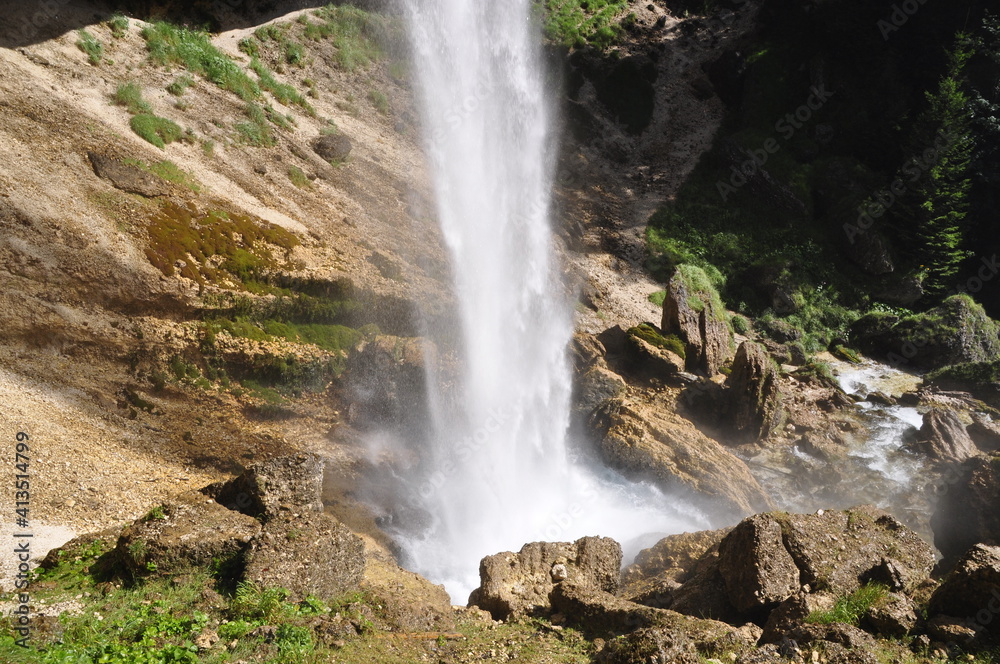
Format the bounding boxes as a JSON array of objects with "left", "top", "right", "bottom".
[{"left": 393, "top": 0, "right": 704, "bottom": 601}]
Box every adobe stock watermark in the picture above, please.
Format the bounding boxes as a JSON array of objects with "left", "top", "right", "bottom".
[
  {"left": 10, "top": 0, "right": 72, "bottom": 43},
  {"left": 408, "top": 405, "right": 518, "bottom": 506},
  {"left": 843, "top": 129, "right": 959, "bottom": 245},
  {"left": 878, "top": 0, "right": 933, "bottom": 41},
  {"left": 716, "top": 84, "right": 835, "bottom": 202}
]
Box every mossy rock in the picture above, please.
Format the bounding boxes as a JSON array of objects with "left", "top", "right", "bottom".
[
  {"left": 849, "top": 295, "right": 1000, "bottom": 371},
  {"left": 627, "top": 323, "right": 686, "bottom": 359}
]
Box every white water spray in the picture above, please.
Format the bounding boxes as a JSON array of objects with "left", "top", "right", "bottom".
[{"left": 395, "top": 1, "right": 705, "bottom": 601}]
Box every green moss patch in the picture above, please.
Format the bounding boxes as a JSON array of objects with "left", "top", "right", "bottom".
[{"left": 142, "top": 202, "right": 298, "bottom": 289}]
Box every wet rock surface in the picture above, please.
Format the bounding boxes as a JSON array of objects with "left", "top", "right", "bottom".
[
  {"left": 931, "top": 456, "right": 1000, "bottom": 565},
  {"left": 600, "top": 394, "right": 773, "bottom": 522}
]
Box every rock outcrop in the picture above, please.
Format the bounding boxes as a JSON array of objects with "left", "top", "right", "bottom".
[
  {"left": 243, "top": 511, "right": 365, "bottom": 602},
  {"left": 928, "top": 544, "right": 1000, "bottom": 636},
  {"left": 967, "top": 413, "right": 1000, "bottom": 453},
  {"left": 931, "top": 456, "right": 1000, "bottom": 566},
  {"left": 312, "top": 132, "right": 353, "bottom": 163},
  {"left": 468, "top": 536, "right": 622, "bottom": 620},
  {"left": 345, "top": 335, "right": 433, "bottom": 429},
  {"left": 717, "top": 514, "right": 800, "bottom": 615},
  {"left": 850, "top": 295, "right": 1000, "bottom": 371},
  {"left": 600, "top": 395, "right": 773, "bottom": 522},
  {"left": 204, "top": 453, "right": 325, "bottom": 521},
  {"left": 661, "top": 266, "right": 732, "bottom": 376},
  {"left": 725, "top": 341, "right": 784, "bottom": 443},
  {"left": 904, "top": 408, "right": 978, "bottom": 464},
  {"left": 644, "top": 507, "right": 934, "bottom": 625},
  {"left": 624, "top": 324, "right": 686, "bottom": 379},
  {"left": 114, "top": 491, "right": 261, "bottom": 578}
]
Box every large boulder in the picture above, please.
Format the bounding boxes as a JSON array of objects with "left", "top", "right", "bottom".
[
  {"left": 850, "top": 295, "right": 1000, "bottom": 371},
  {"left": 345, "top": 335, "right": 432, "bottom": 430},
  {"left": 600, "top": 395, "right": 773, "bottom": 523},
  {"left": 661, "top": 265, "right": 733, "bottom": 376},
  {"left": 717, "top": 514, "right": 801, "bottom": 615},
  {"left": 204, "top": 453, "right": 325, "bottom": 521},
  {"left": 623, "top": 527, "right": 732, "bottom": 589},
  {"left": 967, "top": 413, "right": 1000, "bottom": 453},
  {"left": 928, "top": 544, "right": 1000, "bottom": 635},
  {"left": 904, "top": 408, "right": 978, "bottom": 464},
  {"left": 312, "top": 132, "right": 352, "bottom": 163},
  {"left": 243, "top": 511, "right": 365, "bottom": 602},
  {"left": 88, "top": 151, "right": 175, "bottom": 197},
  {"left": 665, "top": 507, "right": 935, "bottom": 624},
  {"left": 114, "top": 491, "right": 261, "bottom": 578},
  {"left": 777, "top": 506, "right": 934, "bottom": 595},
  {"left": 624, "top": 324, "right": 686, "bottom": 379},
  {"left": 550, "top": 580, "right": 756, "bottom": 652},
  {"left": 468, "top": 536, "right": 621, "bottom": 620},
  {"left": 931, "top": 456, "right": 1000, "bottom": 566},
  {"left": 725, "top": 341, "right": 784, "bottom": 443}
]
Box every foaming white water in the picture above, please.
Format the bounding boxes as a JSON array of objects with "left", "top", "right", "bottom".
[{"left": 397, "top": 1, "right": 705, "bottom": 601}]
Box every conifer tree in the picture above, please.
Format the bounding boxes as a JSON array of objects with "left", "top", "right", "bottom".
[{"left": 907, "top": 36, "right": 974, "bottom": 296}]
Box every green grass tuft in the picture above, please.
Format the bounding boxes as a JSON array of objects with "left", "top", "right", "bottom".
[
  {"left": 76, "top": 29, "right": 103, "bottom": 65},
  {"left": 807, "top": 583, "right": 890, "bottom": 626},
  {"left": 130, "top": 114, "right": 183, "bottom": 149},
  {"left": 166, "top": 74, "right": 195, "bottom": 96},
  {"left": 107, "top": 13, "right": 129, "bottom": 39},
  {"left": 112, "top": 81, "right": 152, "bottom": 114},
  {"left": 141, "top": 22, "right": 260, "bottom": 101},
  {"left": 369, "top": 88, "right": 389, "bottom": 115},
  {"left": 287, "top": 165, "right": 311, "bottom": 188}
]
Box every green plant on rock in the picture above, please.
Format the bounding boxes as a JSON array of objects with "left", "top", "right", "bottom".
[
  {"left": 107, "top": 13, "right": 129, "bottom": 39},
  {"left": 130, "top": 114, "right": 183, "bottom": 149},
  {"left": 112, "top": 82, "right": 152, "bottom": 114},
  {"left": 142, "top": 22, "right": 261, "bottom": 102},
  {"left": 76, "top": 29, "right": 103, "bottom": 65},
  {"left": 628, "top": 323, "right": 686, "bottom": 359},
  {"left": 166, "top": 74, "right": 195, "bottom": 96},
  {"left": 807, "top": 583, "right": 889, "bottom": 626}
]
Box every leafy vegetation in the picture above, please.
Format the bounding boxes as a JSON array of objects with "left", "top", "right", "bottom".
[
  {"left": 131, "top": 114, "right": 184, "bottom": 149},
  {"left": 901, "top": 37, "right": 975, "bottom": 295},
  {"left": 302, "top": 4, "right": 403, "bottom": 71},
  {"left": 249, "top": 58, "right": 314, "bottom": 113},
  {"left": 112, "top": 81, "right": 153, "bottom": 114},
  {"left": 76, "top": 29, "right": 103, "bottom": 65},
  {"left": 536, "top": 0, "right": 629, "bottom": 49},
  {"left": 166, "top": 74, "right": 195, "bottom": 96},
  {"left": 368, "top": 88, "right": 389, "bottom": 115},
  {"left": 807, "top": 583, "right": 890, "bottom": 626},
  {"left": 141, "top": 22, "right": 260, "bottom": 101},
  {"left": 236, "top": 103, "right": 276, "bottom": 147},
  {"left": 107, "top": 13, "right": 130, "bottom": 39},
  {"left": 287, "top": 165, "right": 311, "bottom": 188}
]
